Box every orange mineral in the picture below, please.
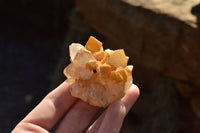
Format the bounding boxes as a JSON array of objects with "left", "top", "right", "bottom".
[{"left": 63, "top": 36, "right": 133, "bottom": 107}]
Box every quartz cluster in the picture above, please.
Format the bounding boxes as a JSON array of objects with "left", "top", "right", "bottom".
[{"left": 64, "top": 36, "right": 133, "bottom": 107}]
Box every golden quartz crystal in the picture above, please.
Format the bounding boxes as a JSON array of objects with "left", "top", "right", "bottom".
[{"left": 63, "top": 36, "right": 133, "bottom": 107}]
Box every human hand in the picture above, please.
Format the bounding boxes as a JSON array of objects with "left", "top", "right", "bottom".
[{"left": 12, "top": 81, "right": 139, "bottom": 133}]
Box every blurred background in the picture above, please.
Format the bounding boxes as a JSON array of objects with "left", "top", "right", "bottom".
[{"left": 1, "top": 0, "right": 200, "bottom": 132}]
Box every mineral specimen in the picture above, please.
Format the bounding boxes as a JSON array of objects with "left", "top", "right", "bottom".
[{"left": 64, "top": 36, "right": 133, "bottom": 107}]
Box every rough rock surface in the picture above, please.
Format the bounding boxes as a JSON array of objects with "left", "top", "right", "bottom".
[
  {"left": 76, "top": 0, "right": 200, "bottom": 87},
  {"left": 123, "top": 0, "right": 200, "bottom": 27},
  {"left": 64, "top": 41, "right": 133, "bottom": 107},
  {"left": 59, "top": 9, "right": 200, "bottom": 132},
  {"left": 76, "top": 0, "right": 200, "bottom": 119}
]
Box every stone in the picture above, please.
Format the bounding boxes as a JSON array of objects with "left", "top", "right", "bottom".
[
  {"left": 108, "top": 49, "right": 128, "bottom": 68},
  {"left": 60, "top": 7, "right": 200, "bottom": 132},
  {"left": 191, "top": 96, "right": 200, "bottom": 118},
  {"left": 76, "top": 0, "right": 200, "bottom": 118},
  {"left": 85, "top": 36, "right": 103, "bottom": 52},
  {"left": 64, "top": 36, "right": 133, "bottom": 107},
  {"left": 69, "top": 43, "right": 84, "bottom": 61},
  {"left": 75, "top": 0, "right": 200, "bottom": 87},
  {"left": 64, "top": 63, "right": 79, "bottom": 79}
]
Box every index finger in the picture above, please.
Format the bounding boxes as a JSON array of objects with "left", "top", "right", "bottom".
[{"left": 18, "top": 81, "right": 77, "bottom": 131}]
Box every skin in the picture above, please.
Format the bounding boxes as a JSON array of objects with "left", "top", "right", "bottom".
[{"left": 12, "top": 81, "right": 139, "bottom": 133}]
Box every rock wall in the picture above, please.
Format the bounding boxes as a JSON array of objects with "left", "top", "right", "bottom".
[
  {"left": 74, "top": 0, "right": 200, "bottom": 132},
  {"left": 75, "top": 0, "right": 200, "bottom": 87},
  {"left": 56, "top": 6, "right": 200, "bottom": 132}
]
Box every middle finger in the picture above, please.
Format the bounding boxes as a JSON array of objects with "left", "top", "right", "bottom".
[{"left": 55, "top": 100, "right": 99, "bottom": 133}]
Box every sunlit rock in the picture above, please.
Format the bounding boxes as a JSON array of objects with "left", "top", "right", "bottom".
[{"left": 64, "top": 36, "right": 133, "bottom": 107}]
